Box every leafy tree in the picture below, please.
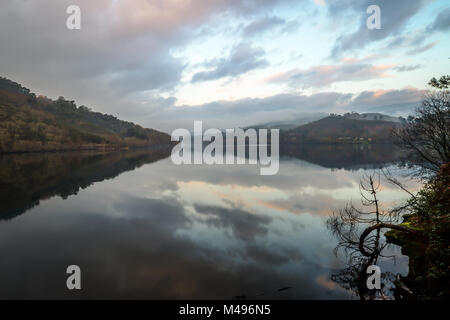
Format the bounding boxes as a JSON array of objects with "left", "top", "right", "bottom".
[
  {"left": 428, "top": 75, "right": 450, "bottom": 89},
  {"left": 0, "top": 76, "right": 171, "bottom": 152}
]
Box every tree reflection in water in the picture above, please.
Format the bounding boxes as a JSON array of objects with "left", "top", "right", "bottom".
[{"left": 327, "top": 174, "right": 414, "bottom": 300}]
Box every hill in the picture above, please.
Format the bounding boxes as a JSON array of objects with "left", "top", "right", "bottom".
[
  {"left": 0, "top": 77, "right": 171, "bottom": 153},
  {"left": 340, "top": 112, "right": 403, "bottom": 123},
  {"left": 281, "top": 114, "right": 403, "bottom": 144},
  {"left": 246, "top": 112, "right": 327, "bottom": 131}
]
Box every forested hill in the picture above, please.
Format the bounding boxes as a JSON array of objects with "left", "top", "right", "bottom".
[
  {"left": 281, "top": 114, "right": 404, "bottom": 144},
  {"left": 0, "top": 77, "right": 171, "bottom": 153}
]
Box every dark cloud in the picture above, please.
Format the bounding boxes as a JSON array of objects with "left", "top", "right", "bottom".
[
  {"left": 0, "top": 0, "right": 301, "bottom": 121},
  {"left": 329, "top": 0, "right": 430, "bottom": 58},
  {"left": 383, "top": 29, "right": 438, "bottom": 56},
  {"left": 113, "top": 197, "right": 190, "bottom": 231},
  {"left": 0, "top": 2, "right": 187, "bottom": 93},
  {"left": 245, "top": 245, "right": 304, "bottom": 265},
  {"left": 349, "top": 88, "right": 425, "bottom": 115},
  {"left": 191, "top": 43, "right": 268, "bottom": 82},
  {"left": 384, "top": 32, "right": 426, "bottom": 51},
  {"left": 394, "top": 64, "right": 423, "bottom": 72},
  {"left": 245, "top": 245, "right": 289, "bottom": 264},
  {"left": 109, "top": 56, "right": 185, "bottom": 93},
  {"left": 0, "top": 0, "right": 439, "bottom": 133},
  {"left": 242, "top": 16, "right": 285, "bottom": 37},
  {"left": 194, "top": 204, "right": 272, "bottom": 241},
  {"left": 427, "top": 7, "right": 450, "bottom": 32}
]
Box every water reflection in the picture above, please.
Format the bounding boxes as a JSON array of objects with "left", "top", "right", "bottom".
[
  {"left": 0, "top": 144, "right": 413, "bottom": 299},
  {"left": 0, "top": 147, "right": 171, "bottom": 220},
  {"left": 281, "top": 144, "right": 409, "bottom": 170},
  {"left": 326, "top": 174, "right": 412, "bottom": 300}
]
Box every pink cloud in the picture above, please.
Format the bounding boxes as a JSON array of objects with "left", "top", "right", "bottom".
[{"left": 267, "top": 60, "right": 396, "bottom": 88}]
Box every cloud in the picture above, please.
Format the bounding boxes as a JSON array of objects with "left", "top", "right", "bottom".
[
  {"left": 0, "top": 1, "right": 194, "bottom": 85},
  {"left": 242, "top": 16, "right": 285, "bottom": 37},
  {"left": 349, "top": 87, "right": 425, "bottom": 114},
  {"left": 0, "top": 0, "right": 298, "bottom": 110},
  {"left": 191, "top": 43, "right": 268, "bottom": 82},
  {"left": 351, "top": 88, "right": 424, "bottom": 105},
  {"left": 147, "top": 91, "right": 353, "bottom": 130},
  {"left": 427, "top": 7, "right": 450, "bottom": 32},
  {"left": 143, "top": 86, "right": 424, "bottom": 131},
  {"left": 267, "top": 59, "right": 394, "bottom": 88},
  {"left": 194, "top": 204, "right": 272, "bottom": 241},
  {"left": 108, "top": 55, "right": 185, "bottom": 93},
  {"left": 383, "top": 29, "right": 438, "bottom": 56},
  {"left": 328, "top": 0, "right": 430, "bottom": 58},
  {"left": 314, "top": 0, "right": 326, "bottom": 6},
  {"left": 384, "top": 31, "right": 426, "bottom": 51},
  {"left": 406, "top": 41, "right": 439, "bottom": 55},
  {"left": 394, "top": 64, "right": 423, "bottom": 72},
  {"left": 0, "top": 0, "right": 440, "bottom": 134}
]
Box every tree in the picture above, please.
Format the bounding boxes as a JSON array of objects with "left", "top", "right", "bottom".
[
  {"left": 395, "top": 80, "right": 450, "bottom": 174},
  {"left": 327, "top": 174, "right": 415, "bottom": 299},
  {"left": 428, "top": 75, "right": 450, "bottom": 89},
  {"left": 329, "top": 76, "right": 450, "bottom": 299}
]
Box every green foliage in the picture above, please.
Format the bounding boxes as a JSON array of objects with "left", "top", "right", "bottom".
[
  {"left": 391, "top": 164, "right": 450, "bottom": 299},
  {"left": 0, "top": 77, "right": 171, "bottom": 153},
  {"left": 384, "top": 76, "right": 450, "bottom": 299},
  {"left": 428, "top": 75, "right": 450, "bottom": 89},
  {"left": 125, "top": 127, "right": 149, "bottom": 140},
  {"left": 0, "top": 76, "right": 32, "bottom": 96},
  {"left": 409, "top": 174, "right": 450, "bottom": 220}
]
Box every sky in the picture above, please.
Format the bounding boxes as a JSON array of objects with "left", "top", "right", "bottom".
[{"left": 0, "top": 0, "right": 449, "bottom": 132}]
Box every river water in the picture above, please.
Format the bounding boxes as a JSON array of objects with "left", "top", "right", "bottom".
[{"left": 0, "top": 144, "right": 416, "bottom": 299}]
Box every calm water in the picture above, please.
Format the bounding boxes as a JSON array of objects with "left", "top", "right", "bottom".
[{"left": 0, "top": 145, "right": 415, "bottom": 299}]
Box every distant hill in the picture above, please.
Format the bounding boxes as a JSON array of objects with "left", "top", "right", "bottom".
[
  {"left": 0, "top": 77, "right": 171, "bottom": 153},
  {"left": 281, "top": 114, "right": 403, "bottom": 144},
  {"left": 246, "top": 112, "right": 327, "bottom": 131},
  {"left": 246, "top": 112, "right": 403, "bottom": 133},
  {"left": 340, "top": 112, "right": 403, "bottom": 123}
]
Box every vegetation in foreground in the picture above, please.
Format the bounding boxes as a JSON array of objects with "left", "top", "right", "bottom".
[
  {"left": 0, "top": 77, "right": 171, "bottom": 153},
  {"left": 328, "top": 76, "right": 450, "bottom": 299}
]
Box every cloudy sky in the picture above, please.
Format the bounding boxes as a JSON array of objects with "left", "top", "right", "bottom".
[{"left": 1, "top": 0, "right": 449, "bottom": 132}]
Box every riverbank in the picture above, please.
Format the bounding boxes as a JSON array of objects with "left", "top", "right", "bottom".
[{"left": 385, "top": 164, "right": 450, "bottom": 299}]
